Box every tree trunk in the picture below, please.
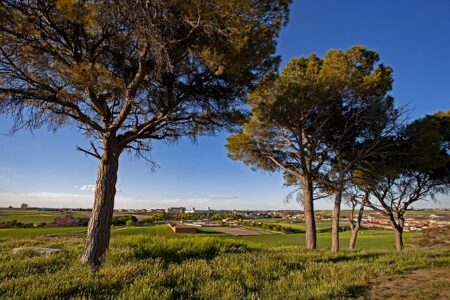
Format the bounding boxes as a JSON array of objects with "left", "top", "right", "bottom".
[
  {"left": 349, "top": 223, "right": 360, "bottom": 250},
  {"left": 348, "top": 192, "right": 368, "bottom": 250},
  {"left": 393, "top": 226, "right": 404, "bottom": 252},
  {"left": 331, "top": 183, "right": 343, "bottom": 252},
  {"left": 302, "top": 177, "right": 316, "bottom": 249},
  {"left": 81, "top": 138, "right": 120, "bottom": 267},
  {"left": 388, "top": 214, "right": 404, "bottom": 252}
]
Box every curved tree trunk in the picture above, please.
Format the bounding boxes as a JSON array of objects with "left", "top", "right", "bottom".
[
  {"left": 393, "top": 227, "right": 404, "bottom": 252},
  {"left": 388, "top": 214, "right": 404, "bottom": 252},
  {"left": 81, "top": 138, "right": 121, "bottom": 267},
  {"left": 348, "top": 192, "right": 368, "bottom": 250},
  {"left": 302, "top": 177, "right": 316, "bottom": 249},
  {"left": 331, "top": 184, "right": 343, "bottom": 252},
  {"left": 348, "top": 223, "right": 360, "bottom": 250}
]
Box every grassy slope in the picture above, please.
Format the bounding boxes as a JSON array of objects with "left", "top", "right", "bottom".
[{"left": 0, "top": 231, "right": 448, "bottom": 299}]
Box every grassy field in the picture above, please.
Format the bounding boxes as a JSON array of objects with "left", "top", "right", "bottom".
[
  {"left": 0, "top": 210, "right": 90, "bottom": 224},
  {"left": 0, "top": 212, "right": 441, "bottom": 298},
  {"left": 0, "top": 229, "right": 448, "bottom": 299},
  {"left": 0, "top": 223, "right": 420, "bottom": 252},
  {"left": 0, "top": 227, "right": 86, "bottom": 238}
]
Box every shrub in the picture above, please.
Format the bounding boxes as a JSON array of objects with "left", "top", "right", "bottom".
[
  {"left": 137, "top": 217, "right": 154, "bottom": 226},
  {"left": 0, "top": 220, "right": 34, "bottom": 229},
  {"left": 125, "top": 220, "right": 137, "bottom": 227},
  {"left": 112, "top": 215, "right": 138, "bottom": 226}
]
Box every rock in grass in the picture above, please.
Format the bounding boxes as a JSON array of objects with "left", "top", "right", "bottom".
[{"left": 13, "top": 247, "right": 61, "bottom": 256}]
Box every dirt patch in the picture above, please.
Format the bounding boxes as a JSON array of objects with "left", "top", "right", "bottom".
[
  {"left": 206, "top": 226, "right": 270, "bottom": 236},
  {"left": 367, "top": 268, "right": 450, "bottom": 299}
]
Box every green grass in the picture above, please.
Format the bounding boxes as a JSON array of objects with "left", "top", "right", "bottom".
[
  {"left": 268, "top": 221, "right": 336, "bottom": 231},
  {"left": 230, "top": 230, "right": 419, "bottom": 250},
  {"left": 0, "top": 227, "right": 86, "bottom": 238},
  {"left": 0, "top": 225, "right": 173, "bottom": 239},
  {"left": 0, "top": 223, "right": 421, "bottom": 251},
  {"left": 0, "top": 231, "right": 448, "bottom": 299},
  {"left": 111, "top": 225, "right": 175, "bottom": 237},
  {"left": 0, "top": 210, "right": 90, "bottom": 224},
  {"left": 0, "top": 210, "right": 60, "bottom": 224}
]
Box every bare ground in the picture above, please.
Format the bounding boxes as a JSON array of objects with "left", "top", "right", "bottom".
[{"left": 367, "top": 268, "right": 450, "bottom": 299}]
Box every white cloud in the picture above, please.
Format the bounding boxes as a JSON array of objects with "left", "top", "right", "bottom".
[
  {"left": 79, "top": 184, "right": 96, "bottom": 192},
  {"left": 0, "top": 191, "right": 93, "bottom": 208}
]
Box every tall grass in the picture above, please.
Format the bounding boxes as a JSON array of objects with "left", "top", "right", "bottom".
[{"left": 0, "top": 233, "right": 448, "bottom": 299}]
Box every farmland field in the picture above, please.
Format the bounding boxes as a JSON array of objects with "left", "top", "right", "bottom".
[{"left": 0, "top": 210, "right": 90, "bottom": 224}]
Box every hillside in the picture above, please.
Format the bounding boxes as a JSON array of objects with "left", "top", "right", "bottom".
[{"left": 0, "top": 225, "right": 449, "bottom": 299}]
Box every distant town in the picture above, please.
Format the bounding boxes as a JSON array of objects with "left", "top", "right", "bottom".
[{"left": 2, "top": 203, "right": 449, "bottom": 233}]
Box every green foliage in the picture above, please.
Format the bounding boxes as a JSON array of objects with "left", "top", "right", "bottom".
[
  {"left": 0, "top": 220, "right": 34, "bottom": 229},
  {"left": 356, "top": 113, "right": 450, "bottom": 225},
  {"left": 403, "top": 113, "right": 450, "bottom": 171},
  {"left": 226, "top": 46, "right": 396, "bottom": 182},
  {"left": 211, "top": 211, "right": 241, "bottom": 220},
  {"left": 241, "top": 220, "right": 299, "bottom": 233},
  {"left": 0, "top": 0, "right": 293, "bottom": 265},
  {"left": 112, "top": 215, "right": 138, "bottom": 226},
  {"left": 136, "top": 217, "right": 154, "bottom": 226},
  {"left": 0, "top": 0, "right": 291, "bottom": 139},
  {"left": 125, "top": 220, "right": 137, "bottom": 227}
]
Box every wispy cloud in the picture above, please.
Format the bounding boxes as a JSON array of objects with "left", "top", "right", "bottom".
[{"left": 78, "top": 184, "right": 96, "bottom": 192}]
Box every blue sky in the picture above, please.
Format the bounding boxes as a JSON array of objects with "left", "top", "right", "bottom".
[{"left": 1, "top": 0, "right": 449, "bottom": 209}]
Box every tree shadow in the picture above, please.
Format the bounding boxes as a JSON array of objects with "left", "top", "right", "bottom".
[{"left": 312, "top": 252, "right": 385, "bottom": 264}]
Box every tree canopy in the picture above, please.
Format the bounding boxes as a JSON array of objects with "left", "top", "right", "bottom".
[
  {"left": 0, "top": 0, "right": 291, "bottom": 267},
  {"left": 226, "top": 46, "right": 398, "bottom": 250},
  {"left": 0, "top": 0, "right": 290, "bottom": 148},
  {"left": 353, "top": 113, "right": 450, "bottom": 251}
]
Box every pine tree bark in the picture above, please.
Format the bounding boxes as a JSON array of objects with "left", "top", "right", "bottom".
[
  {"left": 388, "top": 214, "right": 404, "bottom": 252},
  {"left": 331, "top": 183, "right": 344, "bottom": 252},
  {"left": 302, "top": 177, "right": 316, "bottom": 249},
  {"left": 348, "top": 192, "right": 368, "bottom": 250},
  {"left": 81, "top": 137, "right": 121, "bottom": 267},
  {"left": 393, "top": 226, "right": 404, "bottom": 252},
  {"left": 348, "top": 223, "right": 360, "bottom": 250}
]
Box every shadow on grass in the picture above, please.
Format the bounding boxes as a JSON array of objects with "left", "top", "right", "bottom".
[
  {"left": 312, "top": 251, "right": 386, "bottom": 264},
  {"left": 346, "top": 283, "right": 370, "bottom": 298},
  {"left": 317, "top": 226, "right": 351, "bottom": 233}
]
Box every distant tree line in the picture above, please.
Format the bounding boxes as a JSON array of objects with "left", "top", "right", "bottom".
[
  {"left": 0, "top": 220, "right": 34, "bottom": 229},
  {"left": 239, "top": 221, "right": 299, "bottom": 233}
]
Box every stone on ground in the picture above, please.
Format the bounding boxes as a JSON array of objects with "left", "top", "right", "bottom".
[{"left": 13, "top": 247, "right": 61, "bottom": 256}]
